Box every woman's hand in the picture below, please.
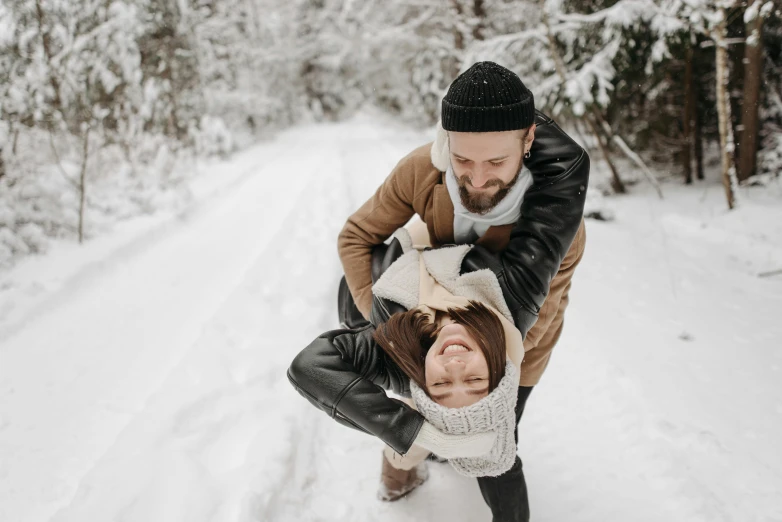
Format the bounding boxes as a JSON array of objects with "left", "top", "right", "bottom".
[{"left": 412, "top": 422, "right": 496, "bottom": 459}]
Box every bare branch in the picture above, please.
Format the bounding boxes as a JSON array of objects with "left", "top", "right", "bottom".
[
  {"left": 48, "top": 131, "right": 80, "bottom": 191},
  {"left": 552, "top": 0, "right": 657, "bottom": 24},
  {"left": 471, "top": 28, "right": 546, "bottom": 49},
  {"left": 610, "top": 134, "right": 665, "bottom": 198}
]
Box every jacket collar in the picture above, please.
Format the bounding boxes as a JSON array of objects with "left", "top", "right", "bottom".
[
  {"left": 476, "top": 224, "right": 514, "bottom": 252},
  {"left": 431, "top": 173, "right": 455, "bottom": 246}
]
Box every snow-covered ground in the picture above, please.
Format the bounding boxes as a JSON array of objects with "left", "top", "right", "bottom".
[{"left": 1, "top": 114, "right": 781, "bottom": 522}]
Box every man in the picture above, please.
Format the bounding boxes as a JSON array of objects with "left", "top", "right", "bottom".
[{"left": 337, "top": 61, "right": 588, "bottom": 520}]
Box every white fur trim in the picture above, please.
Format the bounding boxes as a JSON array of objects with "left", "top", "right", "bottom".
[
  {"left": 390, "top": 228, "right": 414, "bottom": 253},
  {"left": 430, "top": 120, "right": 450, "bottom": 172},
  {"left": 421, "top": 244, "right": 471, "bottom": 285},
  {"left": 373, "top": 242, "right": 514, "bottom": 323},
  {"left": 371, "top": 250, "right": 420, "bottom": 310},
  {"left": 421, "top": 247, "right": 514, "bottom": 323},
  {"left": 445, "top": 270, "right": 514, "bottom": 323}
]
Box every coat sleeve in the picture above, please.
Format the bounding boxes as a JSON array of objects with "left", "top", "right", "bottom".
[
  {"left": 337, "top": 156, "right": 420, "bottom": 320},
  {"left": 519, "top": 220, "right": 586, "bottom": 385},
  {"left": 460, "top": 114, "right": 589, "bottom": 337},
  {"left": 287, "top": 325, "right": 425, "bottom": 455}
]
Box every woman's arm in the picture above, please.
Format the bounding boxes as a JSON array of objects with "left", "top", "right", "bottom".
[
  {"left": 287, "top": 325, "right": 425, "bottom": 454},
  {"left": 288, "top": 321, "right": 498, "bottom": 458}
]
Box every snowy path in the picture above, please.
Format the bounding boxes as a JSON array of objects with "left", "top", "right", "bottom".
[{"left": 1, "top": 116, "right": 780, "bottom": 522}]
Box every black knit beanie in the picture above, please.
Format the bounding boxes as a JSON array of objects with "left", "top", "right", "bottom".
[{"left": 441, "top": 61, "right": 535, "bottom": 132}]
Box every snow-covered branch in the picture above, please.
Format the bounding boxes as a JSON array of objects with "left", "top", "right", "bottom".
[{"left": 552, "top": 0, "right": 658, "bottom": 26}]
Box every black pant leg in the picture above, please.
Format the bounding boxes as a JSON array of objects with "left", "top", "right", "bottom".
[{"left": 476, "top": 386, "right": 534, "bottom": 522}]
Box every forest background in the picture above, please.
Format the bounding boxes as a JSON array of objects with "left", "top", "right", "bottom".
[{"left": 0, "top": 0, "right": 780, "bottom": 266}]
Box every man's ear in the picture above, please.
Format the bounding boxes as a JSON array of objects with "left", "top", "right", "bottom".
[{"left": 525, "top": 123, "right": 536, "bottom": 153}]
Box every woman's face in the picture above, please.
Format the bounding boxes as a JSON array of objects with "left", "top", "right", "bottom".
[{"left": 424, "top": 315, "right": 490, "bottom": 408}]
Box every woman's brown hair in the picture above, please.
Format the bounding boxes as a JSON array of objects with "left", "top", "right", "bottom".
[{"left": 373, "top": 300, "right": 506, "bottom": 394}]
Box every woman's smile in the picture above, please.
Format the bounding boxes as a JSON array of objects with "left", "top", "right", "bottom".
[
  {"left": 442, "top": 344, "right": 469, "bottom": 355},
  {"left": 425, "top": 320, "right": 491, "bottom": 407}
]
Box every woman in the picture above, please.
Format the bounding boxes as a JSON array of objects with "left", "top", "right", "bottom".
[
  {"left": 374, "top": 301, "right": 523, "bottom": 489},
  {"left": 288, "top": 224, "right": 530, "bottom": 508}
]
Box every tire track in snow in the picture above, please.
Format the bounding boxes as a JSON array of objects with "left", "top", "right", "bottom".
[
  {"left": 11, "top": 116, "right": 761, "bottom": 522},
  {"left": 240, "top": 145, "right": 352, "bottom": 520},
  {"left": 0, "top": 128, "right": 334, "bottom": 520},
  {"left": 268, "top": 120, "right": 760, "bottom": 522},
  {"left": 0, "top": 140, "right": 284, "bottom": 344},
  {"left": 265, "top": 121, "right": 497, "bottom": 522},
  {"left": 46, "top": 125, "right": 364, "bottom": 522}
]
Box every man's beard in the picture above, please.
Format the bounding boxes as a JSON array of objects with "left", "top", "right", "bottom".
[{"left": 455, "top": 158, "right": 524, "bottom": 215}]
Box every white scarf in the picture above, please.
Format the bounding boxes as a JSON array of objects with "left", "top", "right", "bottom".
[
  {"left": 410, "top": 360, "right": 520, "bottom": 477},
  {"left": 445, "top": 163, "right": 533, "bottom": 243}
]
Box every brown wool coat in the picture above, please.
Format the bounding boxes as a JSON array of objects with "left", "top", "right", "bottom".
[{"left": 338, "top": 143, "right": 586, "bottom": 387}]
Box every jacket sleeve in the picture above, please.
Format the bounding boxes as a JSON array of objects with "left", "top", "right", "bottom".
[
  {"left": 337, "top": 156, "right": 420, "bottom": 320},
  {"left": 519, "top": 220, "right": 586, "bottom": 385},
  {"left": 287, "top": 325, "right": 425, "bottom": 455},
  {"left": 460, "top": 113, "right": 590, "bottom": 337}
]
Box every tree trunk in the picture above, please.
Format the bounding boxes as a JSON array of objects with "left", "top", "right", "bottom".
[
  {"left": 683, "top": 43, "right": 695, "bottom": 184},
  {"left": 451, "top": 0, "right": 466, "bottom": 51},
  {"left": 729, "top": 20, "right": 745, "bottom": 171},
  {"left": 472, "top": 0, "right": 486, "bottom": 41},
  {"left": 34, "top": 0, "right": 62, "bottom": 115},
  {"left": 543, "top": 0, "right": 630, "bottom": 194},
  {"left": 586, "top": 116, "right": 625, "bottom": 193},
  {"left": 693, "top": 78, "right": 705, "bottom": 181},
  {"left": 78, "top": 129, "right": 90, "bottom": 244},
  {"left": 449, "top": 0, "right": 467, "bottom": 79},
  {"left": 715, "top": 14, "right": 739, "bottom": 209},
  {"left": 594, "top": 107, "right": 664, "bottom": 197},
  {"left": 739, "top": 0, "right": 765, "bottom": 181}
]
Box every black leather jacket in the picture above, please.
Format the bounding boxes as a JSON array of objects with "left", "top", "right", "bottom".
[
  {"left": 462, "top": 111, "right": 589, "bottom": 336},
  {"left": 287, "top": 111, "right": 589, "bottom": 455},
  {"left": 288, "top": 240, "right": 414, "bottom": 453}
]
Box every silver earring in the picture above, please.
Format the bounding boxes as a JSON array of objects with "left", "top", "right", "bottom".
[{"left": 524, "top": 150, "right": 531, "bottom": 159}]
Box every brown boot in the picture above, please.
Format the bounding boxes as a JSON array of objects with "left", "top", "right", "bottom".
[{"left": 377, "top": 453, "right": 428, "bottom": 501}]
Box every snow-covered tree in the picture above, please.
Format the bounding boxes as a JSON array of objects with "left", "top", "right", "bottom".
[
  {"left": 1, "top": 0, "right": 779, "bottom": 264},
  {"left": 189, "top": 0, "right": 303, "bottom": 140},
  {"left": 738, "top": 0, "right": 775, "bottom": 180}
]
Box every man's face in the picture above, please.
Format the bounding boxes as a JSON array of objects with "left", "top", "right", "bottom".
[{"left": 449, "top": 125, "right": 535, "bottom": 215}]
